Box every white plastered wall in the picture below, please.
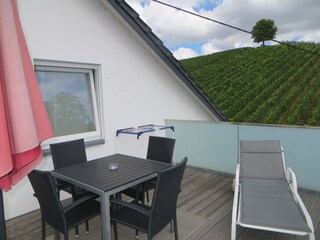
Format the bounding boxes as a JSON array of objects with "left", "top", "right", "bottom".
[{"left": 3, "top": 0, "right": 215, "bottom": 219}]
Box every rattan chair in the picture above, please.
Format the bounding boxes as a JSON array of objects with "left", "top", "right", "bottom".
[
  {"left": 28, "top": 170, "right": 100, "bottom": 240},
  {"left": 122, "top": 136, "right": 176, "bottom": 203},
  {"left": 50, "top": 139, "right": 96, "bottom": 237},
  {"left": 111, "top": 157, "right": 187, "bottom": 240}
]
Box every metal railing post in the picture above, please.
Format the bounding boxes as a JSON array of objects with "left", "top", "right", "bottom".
[{"left": 0, "top": 190, "right": 7, "bottom": 240}]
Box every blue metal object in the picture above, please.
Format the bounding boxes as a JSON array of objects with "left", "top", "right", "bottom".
[{"left": 116, "top": 124, "right": 174, "bottom": 139}]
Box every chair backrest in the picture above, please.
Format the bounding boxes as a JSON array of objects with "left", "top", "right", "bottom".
[
  {"left": 50, "top": 139, "right": 87, "bottom": 169},
  {"left": 240, "top": 140, "right": 286, "bottom": 180},
  {"left": 150, "top": 157, "right": 187, "bottom": 237},
  {"left": 146, "top": 136, "right": 176, "bottom": 164},
  {"left": 28, "top": 170, "right": 66, "bottom": 233}
]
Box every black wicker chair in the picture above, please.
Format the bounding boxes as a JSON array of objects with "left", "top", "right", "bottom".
[
  {"left": 146, "top": 136, "right": 176, "bottom": 164},
  {"left": 122, "top": 136, "right": 176, "bottom": 203},
  {"left": 111, "top": 157, "right": 187, "bottom": 240},
  {"left": 28, "top": 170, "right": 100, "bottom": 240},
  {"left": 50, "top": 139, "right": 96, "bottom": 237}
]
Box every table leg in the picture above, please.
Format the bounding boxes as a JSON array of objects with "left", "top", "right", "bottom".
[{"left": 101, "top": 193, "right": 111, "bottom": 240}]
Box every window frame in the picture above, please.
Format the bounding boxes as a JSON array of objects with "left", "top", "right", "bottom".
[{"left": 34, "top": 59, "right": 104, "bottom": 150}]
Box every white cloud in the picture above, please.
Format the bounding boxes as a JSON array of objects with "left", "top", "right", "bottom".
[
  {"left": 201, "top": 42, "right": 220, "bottom": 55},
  {"left": 173, "top": 47, "right": 199, "bottom": 59},
  {"left": 126, "top": 0, "right": 320, "bottom": 57}
]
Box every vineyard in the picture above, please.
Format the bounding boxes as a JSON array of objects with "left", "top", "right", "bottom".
[{"left": 180, "top": 42, "right": 320, "bottom": 126}]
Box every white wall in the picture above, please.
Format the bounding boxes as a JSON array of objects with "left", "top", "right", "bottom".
[{"left": 4, "top": 0, "right": 214, "bottom": 220}]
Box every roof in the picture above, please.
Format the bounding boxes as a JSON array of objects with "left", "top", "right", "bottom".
[{"left": 101, "top": 0, "right": 227, "bottom": 121}]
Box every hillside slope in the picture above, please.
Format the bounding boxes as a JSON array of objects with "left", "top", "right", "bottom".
[{"left": 180, "top": 42, "right": 320, "bottom": 126}]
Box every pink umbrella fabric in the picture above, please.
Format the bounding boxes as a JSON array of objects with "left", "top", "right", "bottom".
[{"left": 0, "top": 0, "right": 53, "bottom": 191}]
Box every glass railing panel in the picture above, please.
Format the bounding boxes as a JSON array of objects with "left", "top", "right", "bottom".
[{"left": 166, "top": 119, "right": 320, "bottom": 191}]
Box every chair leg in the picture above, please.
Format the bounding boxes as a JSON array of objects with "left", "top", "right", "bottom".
[
  {"left": 231, "top": 222, "right": 236, "bottom": 240},
  {"left": 231, "top": 223, "right": 237, "bottom": 240},
  {"left": 136, "top": 186, "right": 145, "bottom": 205},
  {"left": 41, "top": 218, "right": 46, "bottom": 240},
  {"left": 85, "top": 220, "right": 89, "bottom": 234},
  {"left": 173, "top": 217, "right": 178, "bottom": 240},
  {"left": 113, "top": 222, "right": 118, "bottom": 240},
  {"left": 309, "top": 232, "right": 315, "bottom": 240},
  {"left": 75, "top": 225, "right": 79, "bottom": 239},
  {"left": 142, "top": 191, "right": 145, "bottom": 205},
  {"left": 70, "top": 193, "right": 81, "bottom": 239},
  {"left": 135, "top": 188, "right": 140, "bottom": 202},
  {"left": 146, "top": 190, "right": 150, "bottom": 204}
]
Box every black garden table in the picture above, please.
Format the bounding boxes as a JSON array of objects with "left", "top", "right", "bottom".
[{"left": 51, "top": 154, "right": 170, "bottom": 240}]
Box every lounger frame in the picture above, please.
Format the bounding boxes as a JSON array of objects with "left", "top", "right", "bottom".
[{"left": 231, "top": 142, "right": 315, "bottom": 240}]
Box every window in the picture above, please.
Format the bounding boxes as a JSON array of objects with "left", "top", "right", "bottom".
[{"left": 34, "top": 60, "right": 104, "bottom": 149}]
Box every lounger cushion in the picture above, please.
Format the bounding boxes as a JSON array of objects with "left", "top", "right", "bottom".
[
  {"left": 239, "top": 178, "right": 311, "bottom": 233},
  {"left": 240, "top": 153, "right": 286, "bottom": 179},
  {"left": 240, "top": 140, "right": 286, "bottom": 180},
  {"left": 240, "top": 140, "right": 282, "bottom": 153}
]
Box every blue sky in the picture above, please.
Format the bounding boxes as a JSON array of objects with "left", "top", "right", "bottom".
[
  {"left": 170, "top": 41, "right": 206, "bottom": 54},
  {"left": 127, "top": 0, "right": 320, "bottom": 59},
  {"left": 192, "top": 0, "right": 222, "bottom": 12}
]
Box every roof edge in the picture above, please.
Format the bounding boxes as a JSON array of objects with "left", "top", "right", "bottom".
[{"left": 102, "top": 0, "right": 227, "bottom": 121}]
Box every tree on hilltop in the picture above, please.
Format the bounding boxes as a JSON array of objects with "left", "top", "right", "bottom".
[{"left": 251, "top": 19, "right": 277, "bottom": 46}]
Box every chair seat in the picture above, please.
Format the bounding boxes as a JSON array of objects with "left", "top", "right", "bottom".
[
  {"left": 122, "top": 186, "right": 144, "bottom": 201},
  {"left": 111, "top": 201, "right": 150, "bottom": 232},
  {"left": 57, "top": 182, "right": 93, "bottom": 202},
  {"left": 239, "top": 178, "right": 311, "bottom": 233},
  {"left": 144, "top": 178, "right": 156, "bottom": 188},
  {"left": 65, "top": 199, "right": 100, "bottom": 229}
]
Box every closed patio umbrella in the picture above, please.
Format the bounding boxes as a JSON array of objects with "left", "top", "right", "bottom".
[{"left": 0, "top": 0, "right": 53, "bottom": 238}]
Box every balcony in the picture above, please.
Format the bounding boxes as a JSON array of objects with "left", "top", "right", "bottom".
[
  {"left": 6, "top": 167, "right": 319, "bottom": 239},
  {"left": 6, "top": 120, "right": 320, "bottom": 239}
]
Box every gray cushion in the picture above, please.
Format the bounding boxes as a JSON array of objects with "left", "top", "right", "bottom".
[
  {"left": 240, "top": 140, "right": 286, "bottom": 180},
  {"left": 240, "top": 140, "right": 282, "bottom": 153},
  {"left": 240, "top": 152, "right": 286, "bottom": 179},
  {"left": 239, "top": 179, "right": 311, "bottom": 233}
]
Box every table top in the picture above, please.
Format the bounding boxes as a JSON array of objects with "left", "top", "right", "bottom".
[{"left": 51, "top": 154, "right": 170, "bottom": 195}]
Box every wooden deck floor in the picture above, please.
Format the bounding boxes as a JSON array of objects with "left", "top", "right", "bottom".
[{"left": 6, "top": 166, "right": 320, "bottom": 240}]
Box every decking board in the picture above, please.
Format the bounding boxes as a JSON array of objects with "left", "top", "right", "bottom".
[{"left": 5, "top": 166, "right": 320, "bottom": 240}]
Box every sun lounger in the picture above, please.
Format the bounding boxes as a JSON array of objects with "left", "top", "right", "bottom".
[{"left": 231, "top": 140, "right": 314, "bottom": 240}]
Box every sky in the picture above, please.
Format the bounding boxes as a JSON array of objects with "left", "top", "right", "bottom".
[{"left": 126, "top": 0, "right": 320, "bottom": 59}]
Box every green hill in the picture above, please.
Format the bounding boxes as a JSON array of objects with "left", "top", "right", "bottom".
[{"left": 180, "top": 42, "right": 320, "bottom": 126}]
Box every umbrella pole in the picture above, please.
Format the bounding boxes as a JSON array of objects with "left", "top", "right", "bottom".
[{"left": 0, "top": 190, "right": 7, "bottom": 240}]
